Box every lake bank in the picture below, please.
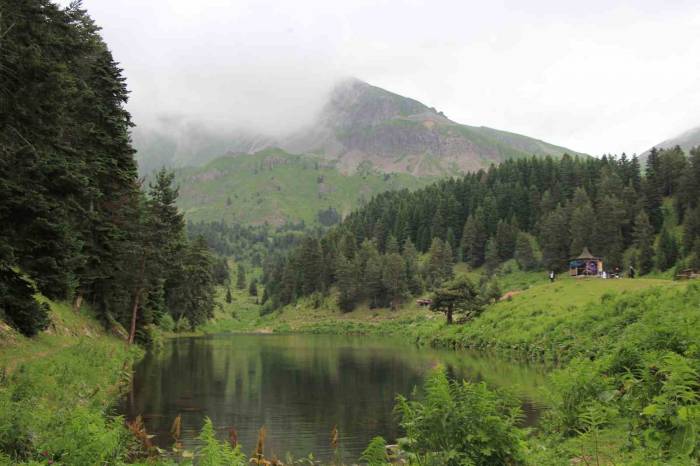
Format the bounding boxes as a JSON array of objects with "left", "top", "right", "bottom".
[
  {"left": 181, "top": 275, "right": 700, "bottom": 463},
  {"left": 0, "top": 298, "right": 143, "bottom": 465}
]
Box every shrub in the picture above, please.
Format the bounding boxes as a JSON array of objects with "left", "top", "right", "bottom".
[
  {"left": 395, "top": 367, "right": 525, "bottom": 466},
  {"left": 360, "top": 436, "right": 390, "bottom": 465},
  {"left": 158, "top": 313, "right": 175, "bottom": 332},
  {"left": 197, "top": 417, "right": 246, "bottom": 466}
]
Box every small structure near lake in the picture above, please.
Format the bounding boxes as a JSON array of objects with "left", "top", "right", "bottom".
[{"left": 569, "top": 247, "right": 603, "bottom": 277}]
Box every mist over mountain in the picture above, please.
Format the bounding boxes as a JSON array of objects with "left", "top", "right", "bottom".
[
  {"left": 642, "top": 126, "right": 700, "bottom": 156},
  {"left": 133, "top": 79, "right": 586, "bottom": 175}
]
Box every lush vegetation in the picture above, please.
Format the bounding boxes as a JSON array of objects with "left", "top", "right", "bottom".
[
  {"left": 0, "top": 1, "right": 220, "bottom": 342},
  {"left": 0, "top": 296, "right": 142, "bottom": 465},
  {"left": 172, "top": 149, "right": 435, "bottom": 226},
  {"left": 262, "top": 147, "right": 700, "bottom": 313}
]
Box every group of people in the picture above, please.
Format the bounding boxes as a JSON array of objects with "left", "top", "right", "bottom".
[{"left": 549, "top": 265, "right": 636, "bottom": 283}]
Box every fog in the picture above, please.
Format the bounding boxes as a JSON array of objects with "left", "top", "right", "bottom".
[{"left": 78, "top": 0, "right": 700, "bottom": 155}]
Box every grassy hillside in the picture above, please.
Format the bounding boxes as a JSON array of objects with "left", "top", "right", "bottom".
[
  {"left": 174, "top": 148, "right": 434, "bottom": 225},
  {"left": 0, "top": 298, "right": 142, "bottom": 465}
]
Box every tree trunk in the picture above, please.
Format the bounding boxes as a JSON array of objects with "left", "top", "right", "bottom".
[
  {"left": 128, "top": 255, "right": 147, "bottom": 345},
  {"left": 128, "top": 289, "right": 141, "bottom": 345},
  {"left": 446, "top": 307, "right": 453, "bottom": 324},
  {"left": 72, "top": 292, "right": 83, "bottom": 312}
]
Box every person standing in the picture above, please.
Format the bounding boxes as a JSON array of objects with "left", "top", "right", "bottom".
[
  {"left": 549, "top": 270, "right": 555, "bottom": 283},
  {"left": 629, "top": 266, "right": 636, "bottom": 279}
]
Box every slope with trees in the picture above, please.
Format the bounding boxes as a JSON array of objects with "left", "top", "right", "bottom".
[{"left": 262, "top": 147, "right": 700, "bottom": 312}]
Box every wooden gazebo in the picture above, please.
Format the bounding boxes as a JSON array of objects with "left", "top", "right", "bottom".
[{"left": 569, "top": 247, "right": 603, "bottom": 277}]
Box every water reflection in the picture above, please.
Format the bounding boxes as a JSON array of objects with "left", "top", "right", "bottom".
[{"left": 120, "top": 334, "right": 546, "bottom": 462}]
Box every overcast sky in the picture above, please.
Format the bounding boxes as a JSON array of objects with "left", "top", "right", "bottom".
[{"left": 77, "top": 0, "right": 700, "bottom": 156}]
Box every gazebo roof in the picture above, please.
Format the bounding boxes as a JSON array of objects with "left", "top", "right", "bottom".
[{"left": 574, "top": 247, "right": 600, "bottom": 260}]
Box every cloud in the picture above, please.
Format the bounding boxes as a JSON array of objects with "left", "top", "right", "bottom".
[{"left": 81, "top": 0, "right": 700, "bottom": 154}]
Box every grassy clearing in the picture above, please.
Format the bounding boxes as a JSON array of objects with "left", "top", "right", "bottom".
[
  {"left": 0, "top": 297, "right": 142, "bottom": 465},
  {"left": 424, "top": 276, "right": 686, "bottom": 361}
]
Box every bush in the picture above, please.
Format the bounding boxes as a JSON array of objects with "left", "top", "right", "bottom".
[
  {"left": 174, "top": 315, "right": 191, "bottom": 333},
  {"left": 158, "top": 313, "right": 175, "bottom": 332},
  {"left": 395, "top": 367, "right": 525, "bottom": 466}
]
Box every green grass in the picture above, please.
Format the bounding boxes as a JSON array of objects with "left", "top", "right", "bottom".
[
  {"left": 0, "top": 297, "right": 143, "bottom": 465},
  {"left": 424, "top": 276, "right": 685, "bottom": 361},
  {"left": 174, "top": 148, "right": 434, "bottom": 225}
]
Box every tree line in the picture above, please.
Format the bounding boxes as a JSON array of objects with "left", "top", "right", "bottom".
[
  {"left": 261, "top": 147, "right": 700, "bottom": 311},
  {"left": 0, "top": 1, "right": 220, "bottom": 340}
]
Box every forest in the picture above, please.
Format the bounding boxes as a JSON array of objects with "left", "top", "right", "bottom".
[
  {"left": 0, "top": 1, "right": 219, "bottom": 341},
  {"left": 261, "top": 148, "right": 700, "bottom": 312},
  {"left": 4, "top": 1, "right": 700, "bottom": 465}
]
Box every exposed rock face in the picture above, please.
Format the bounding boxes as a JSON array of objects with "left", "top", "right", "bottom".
[
  {"left": 134, "top": 78, "right": 585, "bottom": 175},
  {"left": 282, "top": 78, "right": 583, "bottom": 175}
]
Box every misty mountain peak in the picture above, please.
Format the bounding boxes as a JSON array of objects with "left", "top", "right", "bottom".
[
  {"left": 322, "top": 78, "right": 442, "bottom": 129},
  {"left": 134, "top": 79, "right": 584, "bottom": 176}
]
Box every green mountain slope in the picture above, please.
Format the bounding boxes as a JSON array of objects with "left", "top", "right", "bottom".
[{"left": 175, "top": 148, "right": 434, "bottom": 225}]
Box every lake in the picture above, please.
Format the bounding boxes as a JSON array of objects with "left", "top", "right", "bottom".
[{"left": 119, "top": 334, "right": 546, "bottom": 462}]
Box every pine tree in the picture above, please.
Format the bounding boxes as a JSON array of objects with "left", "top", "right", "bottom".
[
  {"left": 236, "top": 263, "right": 247, "bottom": 290},
  {"left": 514, "top": 232, "right": 538, "bottom": 271},
  {"left": 494, "top": 219, "right": 517, "bottom": 261},
  {"left": 593, "top": 196, "right": 626, "bottom": 269},
  {"left": 335, "top": 255, "right": 359, "bottom": 312},
  {"left": 484, "top": 237, "right": 500, "bottom": 275},
  {"left": 632, "top": 211, "right": 654, "bottom": 275},
  {"left": 402, "top": 239, "right": 422, "bottom": 295},
  {"left": 643, "top": 148, "right": 664, "bottom": 231},
  {"left": 683, "top": 206, "right": 700, "bottom": 256},
  {"left": 385, "top": 235, "right": 400, "bottom": 255},
  {"left": 426, "top": 238, "right": 453, "bottom": 288},
  {"left": 382, "top": 253, "right": 407, "bottom": 310},
  {"left": 299, "top": 237, "right": 323, "bottom": 295},
  {"left": 248, "top": 279, "right": 258, "bottom": 297},
  {"left": 539, "top": 206, "right": 570, "bottom": 271},
  {"left": 460, "top": 212, "right": 486, "bottom": 267},
  {"left": 429, "top": 275, "right": 482, "bottom": 324},
  {"left": 568, "top": 188, "right": 595, "bottom": 255},
  {"left": 655, "top": 228, "right": 679, "bottom": 271}
]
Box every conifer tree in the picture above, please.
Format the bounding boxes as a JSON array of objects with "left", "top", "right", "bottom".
[
  {"left": 249, "top": 279, "right": 258, "bottom": 297},
  {"left": 568, "top": 188, "right": 595, "bottom": 255},
  {"left": 429, "top": 275, "right": 482, "bottom": 324},
  {"left": 643, "top": 148, "right": 664, "bottom": 231},
  {"left": 382, "top": 253, "right": 407, "bottom": 310},
  {"left": 655, "top": 228, "right": 679, "bottom": 271},
  {"left": 514, "top": 232, "right": 538, "bottom": 271},
  {"left": 335, "top": 255, "right": 359, "bottom": 312},
  {"left": 402, "top": 239, "right": 422, "bottom": 295},
  {"left": 484, "top": 238, "right": 500, "bottom": 275},
  {"left": 632, "top": 211, "right": 654, "bottom": 275},
  {"left": 683, "top": 206, "right": 700, "bottom": 256},
  {"left": 236, "top": 263, "right": 247, "bottom": 290},
  {"left": 539, "top": 206, "right": 570, "bottom": 271}
]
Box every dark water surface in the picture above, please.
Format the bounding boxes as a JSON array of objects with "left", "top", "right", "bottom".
[{"left": 119, "top": 334, "right": 546, "bottom": 462}]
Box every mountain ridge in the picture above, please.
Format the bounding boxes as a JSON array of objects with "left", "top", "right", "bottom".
[{"left": 134, "top": 78, "right": 586, "bottom": 175}]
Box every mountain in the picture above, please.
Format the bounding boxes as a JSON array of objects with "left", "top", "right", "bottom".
[
  {"left": 174, "top": 148, "right": 434, "bottom": 226},
  {"left": 641, "top": 126, "right": 700, "bottom": 159},
  {"left": 282, "top": 78, "right": 586, "bottom": 175},
  {"left": 134, "top": 78, "right": 586, "bottom": 176}
]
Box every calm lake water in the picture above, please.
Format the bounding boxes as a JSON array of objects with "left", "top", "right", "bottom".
[{"left": 119, "top": 334, "right": 546, "bottom": 462}]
